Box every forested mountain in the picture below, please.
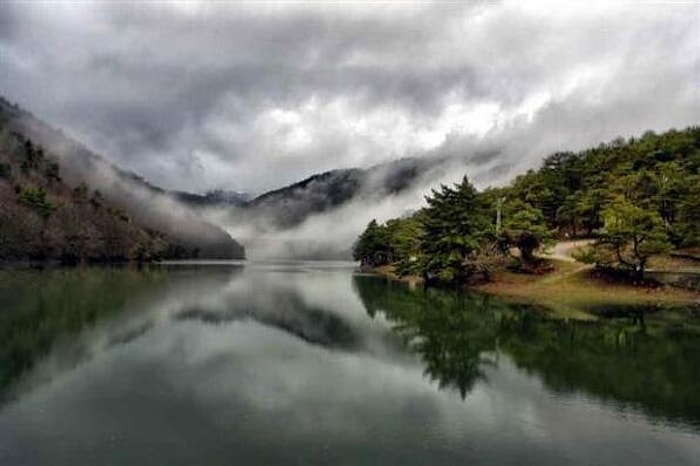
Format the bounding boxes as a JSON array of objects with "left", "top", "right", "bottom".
[
  {"left": 245, "top": 157, "right": 439, "bottom": 228},
  {"left": 174, "top": 189, "right": 250, "bottom": 208},
  {"left": 0, "top": 97, "right": 245, "bottom": 261},
  {"left": 179, "top": 156, "right": 446, "bottom": 230},
  {"left": 493, "top": 128, "right": 700, "bottom": 244},
  {"left": 354, "top": 127, "right": 700, "bottom": 283},
  {"left": 0, "top": 131, "right": 167, "bottom": 262}
]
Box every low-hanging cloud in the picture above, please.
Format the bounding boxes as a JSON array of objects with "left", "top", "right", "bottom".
[{"left": 1, "top": 1, "right": 697, "bottom": 195}]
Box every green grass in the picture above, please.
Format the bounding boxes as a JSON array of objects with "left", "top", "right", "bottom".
[{"left": 473, "top": 259, "right": 699, "bottom": 318}]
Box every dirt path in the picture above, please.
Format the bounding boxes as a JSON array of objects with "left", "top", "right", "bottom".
[
  {"left": 542, "top": 240, "right": 593, "bottom": 262},
  {"left": 538, "top": 240, "right": 593, "bottom": 284}
]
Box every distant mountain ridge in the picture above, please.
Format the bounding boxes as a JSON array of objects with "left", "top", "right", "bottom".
[
  {"left": 0, "top": 96, "right": 459, "bottom": 261},
  {"left": 177, "top": 156, "right": 448, "bottom": 231},
  {"left": 173, "top": 189, "right": 250, "bottom": 208},
  {"left": 245, "top": 157, "right": 442, "bottom": 228}
]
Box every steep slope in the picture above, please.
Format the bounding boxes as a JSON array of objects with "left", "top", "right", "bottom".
[
  {"left": 0, "top": 97, "right": 244, "bottom": 259},
  {"left": 0, "top": 131, "right": 169, "bottom": 262}
]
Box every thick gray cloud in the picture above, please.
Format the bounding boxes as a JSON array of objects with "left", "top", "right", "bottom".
[{"left": 1, "top": 1, "right": 698, "bottom": 193}]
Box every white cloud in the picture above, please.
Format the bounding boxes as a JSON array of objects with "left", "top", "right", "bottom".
[{"left": 0, "top": 0, "right": 697, "bottom": 193}]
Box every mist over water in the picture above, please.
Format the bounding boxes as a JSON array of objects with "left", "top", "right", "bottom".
[
  {"left": 2, "top": 3, "right": 699, "bottom": 462},
  {"left": 1, "top": 263, "right": 698, "bottom": 465},
  {"left": 208, "top": 155, "right": 487, "bottom": 259}
]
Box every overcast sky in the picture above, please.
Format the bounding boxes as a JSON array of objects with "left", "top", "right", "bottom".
[{"left": 1, "top": 1, "right": 698, "bottom": 193}]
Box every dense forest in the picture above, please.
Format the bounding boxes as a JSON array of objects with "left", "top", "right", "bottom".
[{"left": 354, "top": 127, "right": 700, "bottom": 284}]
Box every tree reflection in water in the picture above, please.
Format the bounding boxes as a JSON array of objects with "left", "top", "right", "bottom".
[
  {"left": 0, "top": 264, "right": 239, "bottom": 401},
  {"left": 353, "top": 274, "right": 700, "bottom": 427}
]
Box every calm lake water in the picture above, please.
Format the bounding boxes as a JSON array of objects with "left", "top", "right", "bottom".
[{"left": 0, "top": 262, "right": 699, "bottom": 465}]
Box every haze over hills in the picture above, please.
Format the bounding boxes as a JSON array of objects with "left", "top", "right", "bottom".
[
  {"left": 177, "top": 152, "right": 474, "bottom": 259},
  {"left": 178, "top": 155, "right": 448, "bottom": 226},
  {"left": 3, "top": 94, "right": 698, "bottom": 262},
  {"left": 2, "top": 95, "right": 462, "bottom": 261},
  {"left": 0, "top": 130, "right": 172, "bottom": 262},
  {"left": 1, "top": 96, "right": 454, "bottom": 261},
  {"left": 2, "top": 1, "right": 698, "bottom": 261},
  {"left": 173, "top": 189, "right": 250, "bottom": 209},
  {"left": 0, "top": 97, "right": 245, "bottom": 260}
]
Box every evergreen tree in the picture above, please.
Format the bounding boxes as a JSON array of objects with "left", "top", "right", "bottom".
[
  {"left": 593, "top": 196, "right": 672, "bottom": 280},
  {"left": 419, "top": 176, "right": 491, "bottom": 284},
  {"left": 353, "top": 219, "right": 392, "bottom": 266},
  {"left": 501, "top": 201, "right": 553, "bottom": 264}
]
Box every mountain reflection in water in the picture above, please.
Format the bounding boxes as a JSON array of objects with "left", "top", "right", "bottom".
[{"left": 0, "top": 263, "right": 698, "bottom": 465}]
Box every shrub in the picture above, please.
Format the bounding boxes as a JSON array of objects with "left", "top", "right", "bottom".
[
  {"left": 571, "top": 245, "right": 596, "bottom": 264},
  {"left": 18, "top": 186, "right": 54, "bottom": 218}
]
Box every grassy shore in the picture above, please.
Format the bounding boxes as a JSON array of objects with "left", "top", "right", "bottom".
[
  {"left": 474, "top": 260, "right": 699, "bottom": 316},
  {"left": 367, "top": 258, "right": 700, "bottom": 318}
]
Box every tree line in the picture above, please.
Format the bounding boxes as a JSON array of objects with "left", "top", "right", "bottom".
[{"left": 353, "top": 126, "right": 700, "bottom": 284}]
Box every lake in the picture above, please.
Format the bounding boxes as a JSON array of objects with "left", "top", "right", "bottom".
[{"left": 0, "top": 262, "right": 699, "bottom": 465}]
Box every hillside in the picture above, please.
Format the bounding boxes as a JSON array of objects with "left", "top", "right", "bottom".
[
  {"left": 0, "top": 131, "right": 169, "bottom": 262},
  {"left": 0, "top": 97, "right": 245, "bottom": 260},
  {"left": 355, "top": 126, "right": 700, "bottom": 284},
  {"left": 189, "top": 156, "right": 446, "bottom": 232},
  {"left": 248, "top": 157, "right": 438, "bottom": 227}
]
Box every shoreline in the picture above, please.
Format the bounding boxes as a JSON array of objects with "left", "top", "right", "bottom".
[{"left": 364, "top": 260, "right": 700, "bottom": 317}]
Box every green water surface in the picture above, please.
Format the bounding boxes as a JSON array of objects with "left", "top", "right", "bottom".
[{"left": 0, "top": 263, "right": 698, "bottom": 465}]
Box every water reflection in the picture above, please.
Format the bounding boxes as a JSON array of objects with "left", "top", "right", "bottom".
[
  {"left": 0, "top": 264, "right": 698, "bottom": 465},
  {"left": 0, "top": 264, "right": 241, "bottom": 401},
  {"left": 353, "top": 274, "right": 700, "bottom": 427},
  {"left": 0, "top": 264, "right": 397, "bottom": 404}
]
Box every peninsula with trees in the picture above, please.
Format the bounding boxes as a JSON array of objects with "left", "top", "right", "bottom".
[{"left": 353, "top": 127, "right": 700, "bottom": 311}]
